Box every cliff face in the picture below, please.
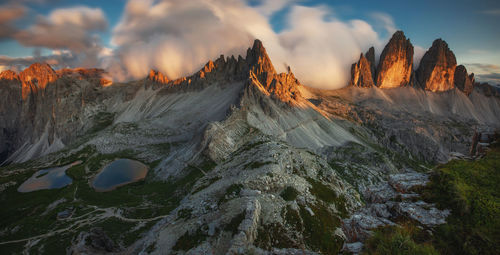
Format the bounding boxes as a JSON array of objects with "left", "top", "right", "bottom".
[
  {"left": 416, "top": 39, "right": 457, "bottom": 92},
  {"left": 18, "top": 63, "right": 58, "bottom": 99},
  {"left": 454, "top": 65, "right": 474, "bottom": 95},
  {"left": 349, "top": 53, "right": 375, "bottom": 88},
  {"left": 148, "top": 69, "right": 169, "bottom": 84},
  {"left": 365, "top": 47, "right": 376, "bottom": 81},
  {"left": 0, "top": 64, "right": 128, "bottom": 163},
  {"left": 376, "top": 31, "right": 414, "bottom": 88}
]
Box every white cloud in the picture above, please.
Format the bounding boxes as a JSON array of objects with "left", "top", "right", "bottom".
[
  {"left": 107, "top": 0, "right": 395, "bottom": 89},
  {"left": 1, "top": 0, "right": 400, "bottom": 89}
]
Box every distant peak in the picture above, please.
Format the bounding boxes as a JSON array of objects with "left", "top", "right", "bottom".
[
  {"left": 18, "top": 62, "right": 58, "bottom": 99},
  {"left": 148, "top": 69, "right": 169, "bottom": 84},
  {"left": 245, "top": 39, "right": 276, "bottom": 75},
  {"left": 0, "top": 70, "right": 19, "bottom": 81},
  {"left": 24, "top": 63, "right": 55, "bottom": 74}
]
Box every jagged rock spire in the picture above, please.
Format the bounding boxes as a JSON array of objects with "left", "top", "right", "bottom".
[
  {"left": 0, "top": 70, "right": 19, "bottom": 81},
  {"left": 365, "top": 47, "right": 376, "bottom": 80},
  {"left": 416, "top": 39, "right": 457, "bottom": 92},
  {"left": 376, "top": 31, "right": 414, "bottom": 88},
  {"left": 454, "top": 65, "right": 474, "bottom": 95},
  {"left": 148, "top": 69, "right": 169, "bottom": 84},
  {"left": 350, "top": 53, "right": 375, "bottom": 88}
]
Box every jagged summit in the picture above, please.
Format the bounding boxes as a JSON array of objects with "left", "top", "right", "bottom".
[
  {"left": 148, "top": 69, "right": 169, "bottom": 84},
  {"left": 0, "top": 70, "right": 19, "bottom": 81},
  {"left": 141, "top": 39, "right": 302, "bottom": 104},
  {"left": 376, "top": 30, "right": 414, "bottom": 88},
  {"left": 416, "top": 38, "right": 457, "bottom": 92},
  {"left": 454, "top": 65, "right": 474, "bottom": 95},
  {"left": 365, "top": 46, "right": 376, "bottom": 80},
  {"left": 246, "top": 39, "right": 277, "bottom": 76},
  {"left": 349, "top": 52, "right": 375, "bottom": 88},
  {"left": 18, "top": 63, "right": 57, "bottom": 99},
  {"left": 348, "top": 31, "right": 492, "bottom": 97}
]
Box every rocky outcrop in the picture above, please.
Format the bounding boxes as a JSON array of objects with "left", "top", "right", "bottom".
[
  {"left": 365, "top": 47, "right": 376, "bottom": 80},
  {"left": 18, "top": 63, "right": 58, "bottom": 99},
  {"left": 0, "top": 70, "right": 19, "bottom": 81},
  {"left": 148, "top": 69, "right": 169, "bottom": 84},
  {"left": 349, "top": 53, "right": 375, "bottom": 88},
  {"left": 416, "top": 39, "right": 457, "bottom": 92},
  {"left": 474, "top": 82, "right": 500, "bottom": 98},
  {"left": 376, "top": 31, "right": 414, "bottom": 88},
  {"left": 342, "top": 172, "right": 450, "bottom": 253},
  {"left": 454, "top": 65, "right": 474, "bottom": 95}
]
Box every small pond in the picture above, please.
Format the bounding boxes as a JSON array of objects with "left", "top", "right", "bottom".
[
  {"left": 17, "top": 161, "right": 81, "bottom": 193},
  {"left": 91, "top": 159, "right": 148, "bottom": 192}
]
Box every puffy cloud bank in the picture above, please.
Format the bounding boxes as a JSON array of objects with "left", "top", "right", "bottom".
[
  {"left": 107, "top": 0, "right": 397, "bottom": 88},
  {"left": 1, "top": 0, "right": 402, "bottom": 89}
]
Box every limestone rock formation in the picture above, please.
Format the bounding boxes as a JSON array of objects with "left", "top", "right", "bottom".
[
  {"left": 416, "top": 39, "right": 457, "bottom": 92},
  {"left": 365, "top": 47, "right": 376, "bottom": 80},
  {"left": 349, "top": 53, "right": 375, "bottom": 88},
  {"left": 18, "top": 63, "right": 58, "bottom": 99},
  {"left": 0, "top": 70, "right": 19, "bottom": 81},
  {"left": 148, "top": 69, "right": 169, "bottom": 84},
  {"left": 454, "top": 65, "right": 474, "bottom": 95},
  {"left": 376, "top": 31, "right": 414, "bottom": 88}
]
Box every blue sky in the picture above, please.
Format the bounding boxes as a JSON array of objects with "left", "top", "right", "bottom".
[{"left": 0, "top": 0, "right": 499, "bottom": 85}]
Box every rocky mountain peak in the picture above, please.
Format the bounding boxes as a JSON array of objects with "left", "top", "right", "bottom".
[
  {"left": 376, "top": 30, "right": 414, "bottom": 88},
  {"left": 18, "top": 63, "right": 58, "bottom": 99},
  {"left": 416, "top": 38, "right": 457, "bottom": 92},
  {"left": 0, "top": 70, "right": 19, "bottom": 81},
  {"left": 349, "top": 53, "right": 375, "bottom": 88},
  {"left": 245, "top": 39, "right": 277, "bottom": 86},
  {"left": 365, "top": 47, "right": 376, "bottom": 79},
  {"left": 148, "top": 69, "right": 169, "bottom": 84},
  {"left": 454, "top": 65, "right": 474, "bottom": 95},
  {"left": 244, "top": 40, "right": 302, "bottom": 104}
]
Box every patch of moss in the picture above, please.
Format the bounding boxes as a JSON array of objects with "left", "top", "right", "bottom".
[
  {"left": 244, "top": 161, "right": 273, "bottom": 170},
  {"left": 364, "top": 224, "right": 438, "bottom": 255},
  {"left": 418, "top": 143, "right": 500, "bottom": 254},
  {"left": 255, "top": 223, "right": 298, "bottom": 250},
  {"left": 280, "top": 186, "right": 299, "bottom": 201},
  {"left": 299, "top": 203, "right": 343, "bottom": 254},
  {"left": 177, "top": 208, "right": 192, "bottom": 220},
  {"left": 172, "top": 228, "right": 207, "bottom": 251},
  {"left": 306, "top": 177, "right": 348, "bottom": 217},
  {"left": 192, "top": 176, "right": 221, "bottom": 194},
  {"left": 283, "top": 205, "right": 302, "bottom": 232}
]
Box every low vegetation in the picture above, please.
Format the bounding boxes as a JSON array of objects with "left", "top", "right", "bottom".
[
  {"left": 0, "top": 145, "right": 212, "bottom": 253},
  {"left": 364, "top": 142, "right": 500, "bottom": 255}
]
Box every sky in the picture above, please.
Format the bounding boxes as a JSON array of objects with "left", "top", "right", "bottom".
[{"left": 0, "top": 0, "right": 499, "bottom": 88}]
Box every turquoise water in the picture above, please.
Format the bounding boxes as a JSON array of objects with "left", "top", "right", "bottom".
[
  {"left": 91, "top": 159, "right": 148, "bottom": 192},
  {"left": 17, "top": 161, "right": 81, "bottom": 193}
]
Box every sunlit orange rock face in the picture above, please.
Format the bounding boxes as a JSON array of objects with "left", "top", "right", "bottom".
[
  {"left": 148, "top": 69, "right": 169, "bottom": 84},
  {"left": 416, "top": 39, "right": 457, "bottom": 92},
  {"left": 18, "top": 63, "right": 58, "bottom": 99},
  {"left": 350, "top": 52, "right": 375, "bottom": 88},
  {"left": 376, "top": 31, "right": 414, "bottom": 88},
  {"left": 246, "top": 40, "right": 301, "bottom": 103},
  {"left": 0, "top": 70, "right": 19, "bottom": 81}
]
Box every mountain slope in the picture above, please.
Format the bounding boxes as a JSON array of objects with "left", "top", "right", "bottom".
[{"left": 0, "top": 38, "right": 499, "bottom": 255}]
